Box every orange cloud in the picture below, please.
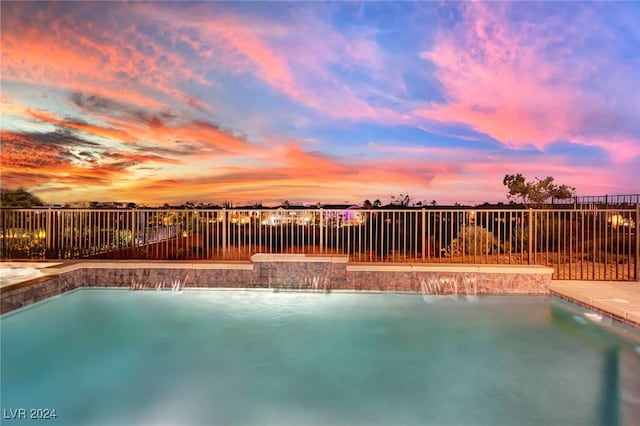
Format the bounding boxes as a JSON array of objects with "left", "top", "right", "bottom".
[
  {"left": 0, "top": 131, "right": 118, "bottom": 187},
  {"left": 17, "top": 99, "right": 254, "bottom": 161},
  {"left": 0, "top": 2, "right": 207, "bottom": 113}
]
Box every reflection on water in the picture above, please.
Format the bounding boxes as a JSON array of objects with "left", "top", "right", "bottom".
[
  {"left": 2, "top": 290, "right": 639, "bottom": 426},
  {"left": 551, "top": 300, "right": 640, "bottom": 426}
]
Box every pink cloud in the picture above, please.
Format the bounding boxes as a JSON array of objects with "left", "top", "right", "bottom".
[
  {"left": 366, "top": 141, "right": 632, "bottom": 201},
  {"left": 417, "top": 2, "right": 640, "bottom": 162},
  {"left": 136, "top": 3, "right": 405, "bottom": 123},
  {"left": 212, "top": 19, "right": 302, "bottom": 102},
  {"left": 5, "top": 2, "right": 404, "bottom": 124}
]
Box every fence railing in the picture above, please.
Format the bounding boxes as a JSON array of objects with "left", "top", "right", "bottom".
[
  {"left": 551, "top": 194, "right": 640, "bottom": 208},
  {"left": 1, "top": 207, "right": 638, "bottom": 280}
]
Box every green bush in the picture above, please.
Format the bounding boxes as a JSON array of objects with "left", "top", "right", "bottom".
[{"left": 457, "top": 225, "right": 497, "bottom": 255}]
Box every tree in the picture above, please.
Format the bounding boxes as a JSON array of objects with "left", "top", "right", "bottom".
[
  {"left": 362, "top": 199, "right": 373, "bottom": 209},
  {"left": 390, "top": 193, "right": 413, "bottom": 207},
  {"left": 0, "top": 188, "right": 44, "bottom": 207},
  {"left": 373, "top": 199, "right": 381, "bottom": 208},
  {"left": 503, "top": 174, "right": 575, "bottom": 206}
]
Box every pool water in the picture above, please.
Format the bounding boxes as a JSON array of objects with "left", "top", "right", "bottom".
[{"left": 2, "top": 290, "right": 639, "bottom": 426}]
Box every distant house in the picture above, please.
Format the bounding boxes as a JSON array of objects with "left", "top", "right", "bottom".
[
  {"left": 64, "top": 201, "right": 90, "bottom": 208},
  {"left": 318, "top": 204, "right": 363, "bottom": 226},
  {"left": 89, "top": 201, "right": 137, "bottom": 209}
]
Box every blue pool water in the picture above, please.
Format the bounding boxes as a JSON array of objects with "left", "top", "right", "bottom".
[{"left": 1, "top": 289, "right": 639, "bottom": 426}]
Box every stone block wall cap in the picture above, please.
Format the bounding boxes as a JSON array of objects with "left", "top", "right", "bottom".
[
  {"left": 251, "top": 253, "right": 306, "bottom": 262},
  {"left": 476, "top": 265, "right": 554, "bottom": 274},
  {"left": 250, "top": 253, "right": 344, "bottom": 263},
  {"left": 0, "top": 275, "right": 58, "bottom": 294},
  {"left": 409, "top": 264, "right": 479, "bottom": 273},
  {"left": 192, "top": 262, "right": 253, "bottom": 270}
]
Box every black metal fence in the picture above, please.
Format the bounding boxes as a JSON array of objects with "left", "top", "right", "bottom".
[
  {"left": 1, "top": 207, "right": 638, "bottom": 280},
  {"left": 551, "top": 194, "right": 640, "bottom": 209}
]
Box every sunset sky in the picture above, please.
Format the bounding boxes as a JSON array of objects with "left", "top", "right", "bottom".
[{"left": 1, "top": 1, "right": 638, "bottom": 206}]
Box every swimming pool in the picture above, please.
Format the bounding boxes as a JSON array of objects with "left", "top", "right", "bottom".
[{"left": 2, "top": 290, "right": 639, "bottom": 425}]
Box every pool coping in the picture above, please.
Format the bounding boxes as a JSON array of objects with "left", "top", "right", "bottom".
[
  {"left": 347, "top": 263, "right": 553, "bottom": 274},
  {"left": 550, "top": 280, "right": 640, "bottom": 328}
]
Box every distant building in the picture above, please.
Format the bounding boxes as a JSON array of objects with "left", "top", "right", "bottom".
[
  {"left": 88, "top": 201, "right": 137, "bottom": 209},
  {"left": 64, "top": 201, "right": 90, "bottom": 208}
]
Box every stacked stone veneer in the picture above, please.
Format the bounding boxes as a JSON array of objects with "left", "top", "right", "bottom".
[
  {"left": 252, "top": 254, "right": 348, "bottom": 290},
  {"left": 348, "top": 269, "right": 551, "bottom": 294},
  {"left": 1, "top": 256, "right": 553, "bottom": 314},
  {"left": 1, "top": 269, "right": 85, "bottom": 313}
]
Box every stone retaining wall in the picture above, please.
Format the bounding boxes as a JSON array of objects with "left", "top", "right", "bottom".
[{"left": 1, "top": 256, "right": 553, "bottom": 314}]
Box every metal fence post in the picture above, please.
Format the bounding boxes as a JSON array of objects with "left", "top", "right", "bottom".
[
  {"left": 130, "top": 209, "right": 137, "bottom": 253},
  {"left": 0, "top": 209, "right": 4, "bottom": 258},
  {"left": 421, "top": 208, "right": 426, "bottom": 261},
  {"left": 222, "top": 209, "right": 227, "bottom": 258},
  {"left": 635, "top": 203, "right": 640, "bottom": 281},
  {"left": 528, "top": 208, "right": 533, "bottom": 265},
  {"left": 319, "top": 208, "right": 324, "bottom": 253}
]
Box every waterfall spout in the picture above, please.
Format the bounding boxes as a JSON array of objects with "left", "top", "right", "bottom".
[
  {"left": 463, "top": 276, "right": 477, "bottom": 296},
  {"left": 312, "top": 275, "right": 321, "bottom": 290},
  {"left": 439, "top": 277, "right": 458, "bottom": 296}
]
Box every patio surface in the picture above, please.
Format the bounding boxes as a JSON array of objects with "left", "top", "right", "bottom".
[{"left": 550, "top": 280, "right": 640, "bottom": 328}]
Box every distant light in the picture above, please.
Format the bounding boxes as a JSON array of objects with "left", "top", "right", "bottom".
[{"left": 608, "top": 214, "right": 633, "bottom": 228}]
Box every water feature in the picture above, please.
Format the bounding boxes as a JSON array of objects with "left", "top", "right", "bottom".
[
  {"left": 130, "top": 273, "right": 189, "bottom": 292},
  {"left": 418, "top": 276, "right": 465, "bottom": 296},
  {"left": 417, "top": 275, "right": 479, "bottom": 298},
  {"left": 441, "top": 277, "right": 457, "bottom": 295},
  {"left": 300, "top": 274, "right": 328, "bottom": 291},
  {"left": 462, "top": 275, "right": 478, "bottom": 296}
]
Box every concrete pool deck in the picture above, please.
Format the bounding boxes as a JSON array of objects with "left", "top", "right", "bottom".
[
  {"left": 0, "top": 262, "right": 62, "bottom": 288},
  {"left": 550, "top": 280, "right": 640, "bottom": 328}
]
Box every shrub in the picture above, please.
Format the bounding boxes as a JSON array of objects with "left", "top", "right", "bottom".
[
  {"left": 442, "top": 239, "right": 460, "bottom": 257},
  {"left": 457, "top": 225, "right": 497, "bottom": 255}
]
